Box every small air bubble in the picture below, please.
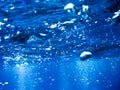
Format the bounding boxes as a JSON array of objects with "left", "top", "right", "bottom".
[
  {"left": 4, "top": 82, "right": 9, "bottom": 85},
  {"left": 95, "top": 21, "right": 98, "bottom": 23},
  {"left": 6, "top": 24, "right": 11, "bottom": 27},
  {"left": 50, "top": 24, "right": 57, "bottom": 29},
  {"left": 4, "top": 35, "right": 10, "bottom": 39},
  {"left": 0, "top": 22, "right": 5, "bottom": 26},
  {"left": 10, "top": 6, "right": 15, "bottom": 10},
  {"left": 4, "top": 18, "right": 8, "bottom": 21}
]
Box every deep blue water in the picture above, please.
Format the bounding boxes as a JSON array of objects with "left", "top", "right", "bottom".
[{"left": 0, "top": 0, "right": 120, "bottom": 90}]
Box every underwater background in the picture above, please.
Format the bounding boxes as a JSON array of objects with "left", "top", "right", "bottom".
[{"left": 0, "top": 0, "right": 120, "bottom": 90}]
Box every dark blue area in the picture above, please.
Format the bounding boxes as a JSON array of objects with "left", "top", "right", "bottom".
[{"left": 0, "top": 0, "right": 120, "bottom": 90}]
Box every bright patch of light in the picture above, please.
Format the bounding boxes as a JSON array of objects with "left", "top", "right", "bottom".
[
  {"left": 0, "top": 82, "right": 9, "bottom": 86},
  {"left": 82, "top": 5, "right": 89, "bottom": 13},
  {"left": 44, "top": 21, "right": 49, "bottom": 26},
  {"left": 6, "top": 10, "right": 9, "bottom": 12},
  {"left": 35, "top": 0, "right": 40, "bottom": 3},
  {"left": 79, "top": 0, "right": 84, "bottom": 1},
  {"left": 95, "top": 21, "right": 98, "bottom": 23},
  {"left": 39, "top": 33, "right": 47, "bottom": 36},
  {"left": 10, "top": 6, "right": 15, "bottom": 10},
  {"left": 0, "top": 22, "right": 5, "bottom": 26},
  {"left": 50, "top": 24, "right": 57, "bottom": 29},
  {"left": 64, "top": 3, "right": 76, "bottom": 13},
  {"left": 4, "top": 18, "right": 8, "bottom": 21},
  {"left": 4, "top": 82, "right": 9, "bottom": 85},
  {"left": 6, "top": 24, "right": 11, "bottom": 27},
  {"left": 4, "top": 35, "right": 10, "bottom": 39},
  {"left": 15, "top": 55, "right": 22, "bottom": 61},
  {"left": 27, "top": 35, "right": 39, "bottom": 43},
  {"left": 112, "top": 10, "right": 120, "bottom": 19},
  {"left": 80, "top": 51, "right": 92, "bottom": 58},
  {"left": 16, "top": 31, "right": 20, "bottom": 35},
  {"left": 45, "top": 46, "right": 52, "bottom": 51},
  {"left": 77, "top": 11, "right": 81, "bottom": 15},
  {"left": 64, "top": 3, "right": 74, "bottom": 10},
  {"left": 63, "top": 19, "right": 76, "bottom": 24},
  {"left": 34, "top": 10, "right": 37, "bottom": 13},
  {"left": 15, "top": 63, "right": 35, "bottom": 90}
]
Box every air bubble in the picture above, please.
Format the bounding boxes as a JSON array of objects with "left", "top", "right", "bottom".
[
  {"left": 80, "top": 51, "right": 92, "bottom": 60},
  {"left": 64, "top": 3, "right": 78, "bottom": 14}
]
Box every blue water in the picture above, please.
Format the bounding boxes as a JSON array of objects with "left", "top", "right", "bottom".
[{"left": 0, "top": 0, "right": 120, "bottom": 90}]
